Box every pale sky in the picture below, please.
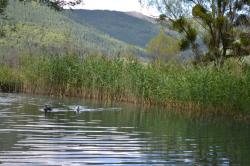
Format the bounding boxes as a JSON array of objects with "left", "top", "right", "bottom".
[{"left": 72, "top": 0, "right": 160, "bottom": 16}]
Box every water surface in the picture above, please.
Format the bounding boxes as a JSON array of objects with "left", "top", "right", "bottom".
[{"left": 0, "top": 93, "right": 249, "bottom": 165}]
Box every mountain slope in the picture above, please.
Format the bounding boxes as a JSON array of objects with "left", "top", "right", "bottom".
[
  {"left": 64, "top": 9, "right": 161, "bottom": 48},
  {"left": 0, "top": 0, "right": 144, "bottom": 63},
  {"left": 65, "top": 9, "right": 210, "bottom": 61}
]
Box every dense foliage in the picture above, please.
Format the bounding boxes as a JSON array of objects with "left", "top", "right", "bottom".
[
  {"left": 140, "top": 0, "right": 250, "bottom": 66},
  {"left": 0, "top": 0, "right": 8, "bottom": 15},
  {"left": 146, "top": 29, "right": 180, "bottom": 62}
]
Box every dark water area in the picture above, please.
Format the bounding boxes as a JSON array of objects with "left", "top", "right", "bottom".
[{"left": 0, "top": 93, "right": 249, "bottom": 165}]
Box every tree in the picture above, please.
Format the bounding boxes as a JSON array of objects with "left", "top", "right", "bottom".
[
  {"left": 0, "top": 0, "right": 8, "bottom": 37},
  {"left": 0, "top": 0, "right": 83, "bottom": 14},
  {"left": 140, "top": 0, "right": 250, "bottom": 66},
  {"left": 19, "top": 0, "right": 83, "bottom": 11},
  {"left": 146, "top": 29, "right": 179, "bottom": 62},
  {"left": 0, "top": 0, "right": 8, "bottom": 15}
]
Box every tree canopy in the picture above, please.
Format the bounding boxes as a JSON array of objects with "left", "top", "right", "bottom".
[
  {"left": 1, "top": 0, "right": 82, "bottom": 14},
  {"left": 0, "top": 0, "right": 8, "bottom": 15},
  {"left": 140, "top": 0, "right": 250, "bottom": 66},
  {"left": 146, "top": 29, "right": 179, "bottom": 62}
]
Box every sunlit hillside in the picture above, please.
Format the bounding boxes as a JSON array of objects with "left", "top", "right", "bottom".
[{"left": 0, "top": 0, "right": 144, "bottom": 64}]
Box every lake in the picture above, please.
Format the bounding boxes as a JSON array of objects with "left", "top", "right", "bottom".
[{"left": 0, "top": 93, "right": 249, "bottom": 165}]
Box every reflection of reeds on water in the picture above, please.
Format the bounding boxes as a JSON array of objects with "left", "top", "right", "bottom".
[{"left": 0, "top": 54, "right": 249, "bottom": 121}]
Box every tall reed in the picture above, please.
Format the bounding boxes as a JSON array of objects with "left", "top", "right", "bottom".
[
  {"left": 0, "top": 65, "right": 21, "bottom": 92},
  {"left": 1, "top": 54, "right": 249, "bottom": 113}
]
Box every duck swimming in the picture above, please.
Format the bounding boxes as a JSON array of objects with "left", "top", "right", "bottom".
[
  {"left": 75, "top": 105, "right": 81, "bottom": 113},
  {"left": 43, "top": 105, "right": 52, "bottom": 113}
]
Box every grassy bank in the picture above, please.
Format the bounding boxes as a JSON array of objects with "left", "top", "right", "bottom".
[{"left": 0, "top": 54, "right": 249, "bottom": 113}]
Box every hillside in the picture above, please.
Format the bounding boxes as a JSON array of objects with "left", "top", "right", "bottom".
[
  {"left": 0, "top": 0, "right": 144, "bottom": 64},
  {"left": 64, "top": 9, "right": 161, "bottom": 48},
  {"left": 65, "top": 10, "right": 201, "bottom": 60}
]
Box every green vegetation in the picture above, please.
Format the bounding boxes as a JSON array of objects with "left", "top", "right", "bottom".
[
  {"left": 0, "top": 65, "right": 20, "bottom": 92},
  {"left": 141, "top": 0, "right": 250, "bottom": 66},
  {"left": 0, "top": 0, "right": 144, "bottom": 63},
  {"left": 0, "top": 0, "right": 249, "bottom": 118},
  {"left": 1, "top": 54, "right": 249, "bottom": 113},
  {"left": 146, "top": 29, "right": 180, "bottom": 62}
]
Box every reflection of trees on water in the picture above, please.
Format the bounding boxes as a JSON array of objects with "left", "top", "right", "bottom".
[{"left": 93, "top": 107, "right": 250, "bottom": 165}]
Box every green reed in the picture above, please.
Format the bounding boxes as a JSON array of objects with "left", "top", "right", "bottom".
[
  {"left": 1, "top": 54, "right": 249, "bottom": 112},
  {"left": 0, "top": 65, "right": 21, "bottom": 92}
]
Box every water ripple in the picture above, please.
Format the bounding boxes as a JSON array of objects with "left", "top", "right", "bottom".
[{"left": 0, "top": 93, "right": 248, "bottom": 165}]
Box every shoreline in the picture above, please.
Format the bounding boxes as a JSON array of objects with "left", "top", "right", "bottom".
[{"left": 1, "top": 91, "right": 249, "bottom": 124}]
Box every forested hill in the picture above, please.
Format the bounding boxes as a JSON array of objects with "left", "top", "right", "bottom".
[
  {"left": 0, "top": 0, "right": 145, "bottom": 63},
  {"left": 64, "top": 9, "right": 161, "bottom": 47}
]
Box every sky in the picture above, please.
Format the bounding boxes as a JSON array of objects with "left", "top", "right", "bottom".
[{"left": 72, "top": 0, "right": 160, "bottom": 17}]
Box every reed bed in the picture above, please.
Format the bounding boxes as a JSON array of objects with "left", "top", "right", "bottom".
[
  {"left": 0, "top": 65, "right": 21, "bottom": 92},
  {"left": 0, "top": 54, "right": 249, "bottom": 113}
]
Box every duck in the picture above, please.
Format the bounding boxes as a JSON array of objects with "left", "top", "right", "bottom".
[
  {"left": 75, "top": 105, "right": 81, "bottom": 113},
  {"left": 43, "top": 105, "right": 52, "bottom": 113}
]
